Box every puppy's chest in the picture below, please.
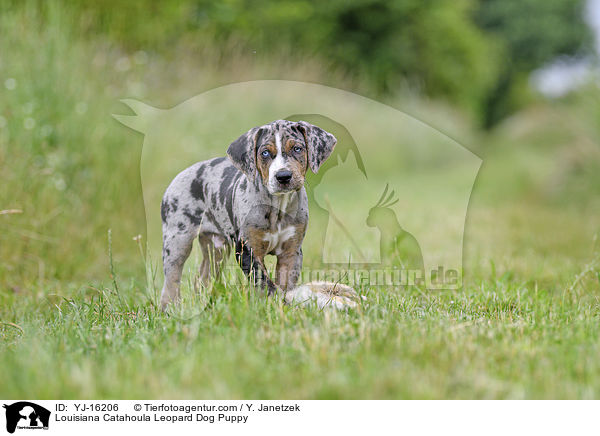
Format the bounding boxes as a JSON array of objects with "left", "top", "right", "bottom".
[
  {"left": 261, "top": 223, "right": 296, "bottom": 255},
  {"left": 259, "top": 195, "right": 304, "bottom": 255}
]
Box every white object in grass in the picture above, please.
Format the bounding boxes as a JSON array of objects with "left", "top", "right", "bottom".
[{"left": 285, "top": 281, "right": 364, "bottom": 310}]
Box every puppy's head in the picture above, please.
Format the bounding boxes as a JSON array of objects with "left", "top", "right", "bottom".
[{"left": 227, "top": 120, "right": 336, "bottom": 195}]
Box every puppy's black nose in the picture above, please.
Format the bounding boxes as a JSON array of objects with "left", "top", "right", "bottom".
[{"left": 275, "top": 170, "right": 293, "bottom": 184}]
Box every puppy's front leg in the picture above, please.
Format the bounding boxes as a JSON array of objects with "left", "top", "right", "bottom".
[
  {"left": 275, "top": 248, "right": 302, "bottom": 291},
  {"left": 234, "top": 240, "right": 278, "bottom": 295}
]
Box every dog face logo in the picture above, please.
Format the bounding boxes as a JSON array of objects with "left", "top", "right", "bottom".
[
  {"left": 3, "top": 402, "right": 50, "bottom": 433},
  {"left": 227, "top": 120, "right": 336, "bottom": 195}
]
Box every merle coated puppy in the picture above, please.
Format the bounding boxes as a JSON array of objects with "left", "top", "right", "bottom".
[{"left": 159, "top": 120, "right": 336, "bottom": 309}]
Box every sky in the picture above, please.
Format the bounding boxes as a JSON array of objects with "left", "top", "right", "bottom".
[{"left": 532, "top": 0, "right": 600, "bottom": 97}]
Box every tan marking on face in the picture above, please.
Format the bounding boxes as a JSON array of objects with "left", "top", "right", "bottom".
[
  {"left": 256, "top": 142, "right": 276, "bottom": 187},
  {"left": 283, "top": 137, "right": 308, "bottom": 180},
  {"left": 266, "top": 135, "right": 308, "bottom": 193}
]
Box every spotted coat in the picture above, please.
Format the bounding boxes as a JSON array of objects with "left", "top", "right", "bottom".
[{"left": 160, "top": 120, "right": 336, "bottom": 310}]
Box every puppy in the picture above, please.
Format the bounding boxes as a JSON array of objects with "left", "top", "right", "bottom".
[{"left": 159, "top": 120, "right": 336, "bottom": 309}]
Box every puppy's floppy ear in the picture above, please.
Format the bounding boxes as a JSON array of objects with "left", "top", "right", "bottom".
[
  {"left": 296, "top": 121, "right": 337, "bottom": 173},
  {"left": 227, "top": 126, "right": 264, "bottom": 181}
]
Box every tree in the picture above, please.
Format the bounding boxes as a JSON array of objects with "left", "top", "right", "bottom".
[{"left": 474, "top": 0, "right": 592, "bottom": 127}]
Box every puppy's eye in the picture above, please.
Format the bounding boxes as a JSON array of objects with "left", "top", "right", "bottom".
[
  {"left": 261, "top": 150, "right": 271, "bottom": 158},
  {"left": 293, "top": 146, "right": 302, "bottom": 153}
]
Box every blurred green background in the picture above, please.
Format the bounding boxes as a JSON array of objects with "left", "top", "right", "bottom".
[
  {"left": 1, "top": 0, "right": 597, "bottom": 288},
  {"left": 1, "top": 0, "right": 600, "bottom": 399}
]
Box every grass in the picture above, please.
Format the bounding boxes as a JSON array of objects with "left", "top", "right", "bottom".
[
  {"left": 1, "top": 2, "right": 600, "bottom": 399},
  {"left": 1, "top": 255, "right": 599, "bottom": 399}
]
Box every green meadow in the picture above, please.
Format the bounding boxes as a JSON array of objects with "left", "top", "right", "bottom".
[{"left": 1, "top": 2, "right": 600, "bottom": 399}]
